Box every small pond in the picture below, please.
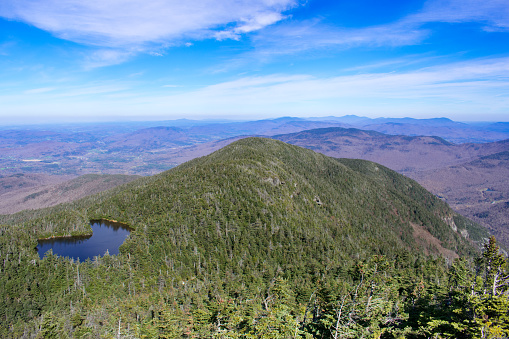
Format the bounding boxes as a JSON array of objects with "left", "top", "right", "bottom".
[{"left": 37, "top": 220, "right": 132, "bottom": 261}]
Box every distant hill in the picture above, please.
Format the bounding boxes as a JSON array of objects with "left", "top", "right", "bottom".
[
  {"left": 104, "top": 126, "right": 196, "bottom": 152},
  {"left": 0, "top": 173, "right": 139, "bottom": 214},
  {"left": 273, "top": 127, "right": 507, "bottom": 173},
  {"left": 317, "top": 116, "right": 509, "bottom": 143},
  {"left": 185, "top": 116, "right": 348, "bottom": 139},
  {"left": 0, "top": 116, "right": 507, "bottom": 176},
  {"left": 0, "top": 173, "right": 74, "bottom": 196},
  {"left": 485, "top": 122, "right": 509, "bottom": 133}
]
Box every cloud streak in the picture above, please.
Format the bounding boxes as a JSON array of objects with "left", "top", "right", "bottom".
[
  {"left": 234, "top": 0, "right": 509, "bottom": 63},
  {"left": 411, "top": 0, "right": 509, "bottom": 31},
  {"left": 152, "top": 57, "right": 509, "bottom": 116},
  {"left": 251, "top": 20, "right": 429, "bottom": 56},
  {"left": 23, "top": 87, "right": 56, "bottom": 94},
  {"left": 0, "top": 0, "right": 297, "bottom": 47}
]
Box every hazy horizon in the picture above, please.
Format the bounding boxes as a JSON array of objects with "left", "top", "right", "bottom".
[
  {"left": 0, "top": 114, "right": 508, "bottom": 129},
  {"left": 1, "top": 0, "right": 509, "bottom": 123}
]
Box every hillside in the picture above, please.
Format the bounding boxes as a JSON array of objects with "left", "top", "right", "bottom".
[
  {"left": 0, "top": 138, "right": 495, "bottom": 338},
  {"left": 14, "top": 137, "right": 483, "bottom": 256}
]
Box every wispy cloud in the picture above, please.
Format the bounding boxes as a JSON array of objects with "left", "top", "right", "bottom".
[
  {"left": 155, "top": 57, "right": 509, "bottom": 115},
  {"left": 343, "top": 54, "right": 446, "bottom": 72},
  {"left": 24, "top": 87, "right": 56, "bottom": 94},
  {"left": 82, "top": 49, "right": 135, "bottom": 69},
  {"left": 209, "top": 19, "right": 431, "bottom": 73},
  {"left": 4, "top": 81, "right": 131, "bottom": 102},
  {"left": 228, "top": 0, "right": 509, "bottom": 64},
  {"left": 250, "top": 20, "right": 429, "bottom": 56},
  {"left": 410, "top": 0, "right": 509, "bottom": 31},
  {"left": 0, "top": 0, "right": 297, "bottom": 47},
  {"left": 0, "top": 41, "right": 16, "bottom": 56}
]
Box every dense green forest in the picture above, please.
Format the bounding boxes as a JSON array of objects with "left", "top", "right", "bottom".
[{"left": 0, "top": 138, "right": 507, "bottom": 338}]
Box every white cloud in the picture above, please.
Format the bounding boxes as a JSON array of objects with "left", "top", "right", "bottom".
[
  {"left": 0, "top": 0, "right": 297, "bottom": 47},
  {"left": 215, "top": 11, "right": 286, "bottom": 40}
]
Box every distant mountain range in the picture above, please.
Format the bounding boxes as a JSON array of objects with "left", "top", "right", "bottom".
[
  {"left": 1, "top": 115, "right": 508, "bottom": 176},
  {"left": 273, "top": 127, "right": 508, "bottom": 172}
]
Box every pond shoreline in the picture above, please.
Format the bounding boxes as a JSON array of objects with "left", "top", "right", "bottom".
[
  {"left": 37, "top": 220, "right": 132, "bottom": 260},
  {"left": 37, "top": 231, "right": 92, "bottom": 241}
]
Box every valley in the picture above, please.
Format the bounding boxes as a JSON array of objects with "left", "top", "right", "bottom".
[{"left": 1, "top": 116, "right": 508, "bottom": 176}]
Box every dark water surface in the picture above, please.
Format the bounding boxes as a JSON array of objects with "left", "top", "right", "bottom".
[{"left": 37, "top": 220, "right": 131, "bottom": 261}]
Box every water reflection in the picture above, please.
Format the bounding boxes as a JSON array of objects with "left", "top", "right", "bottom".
[{"left": 37, "top": 220, "right": 132, "bottom": 261}]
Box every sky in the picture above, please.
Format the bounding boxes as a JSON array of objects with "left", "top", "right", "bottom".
[{"left": 1, "top": 0, "right": 509, "bottom": 124}]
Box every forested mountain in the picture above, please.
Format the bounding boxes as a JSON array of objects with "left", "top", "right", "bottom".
[{"left": 0, "top": 138, "right": 507, "bottom": 338}]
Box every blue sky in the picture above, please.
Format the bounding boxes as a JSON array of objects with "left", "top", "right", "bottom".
[{"left": 1, "top": 0, "right": 508, "bottom": 124}]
